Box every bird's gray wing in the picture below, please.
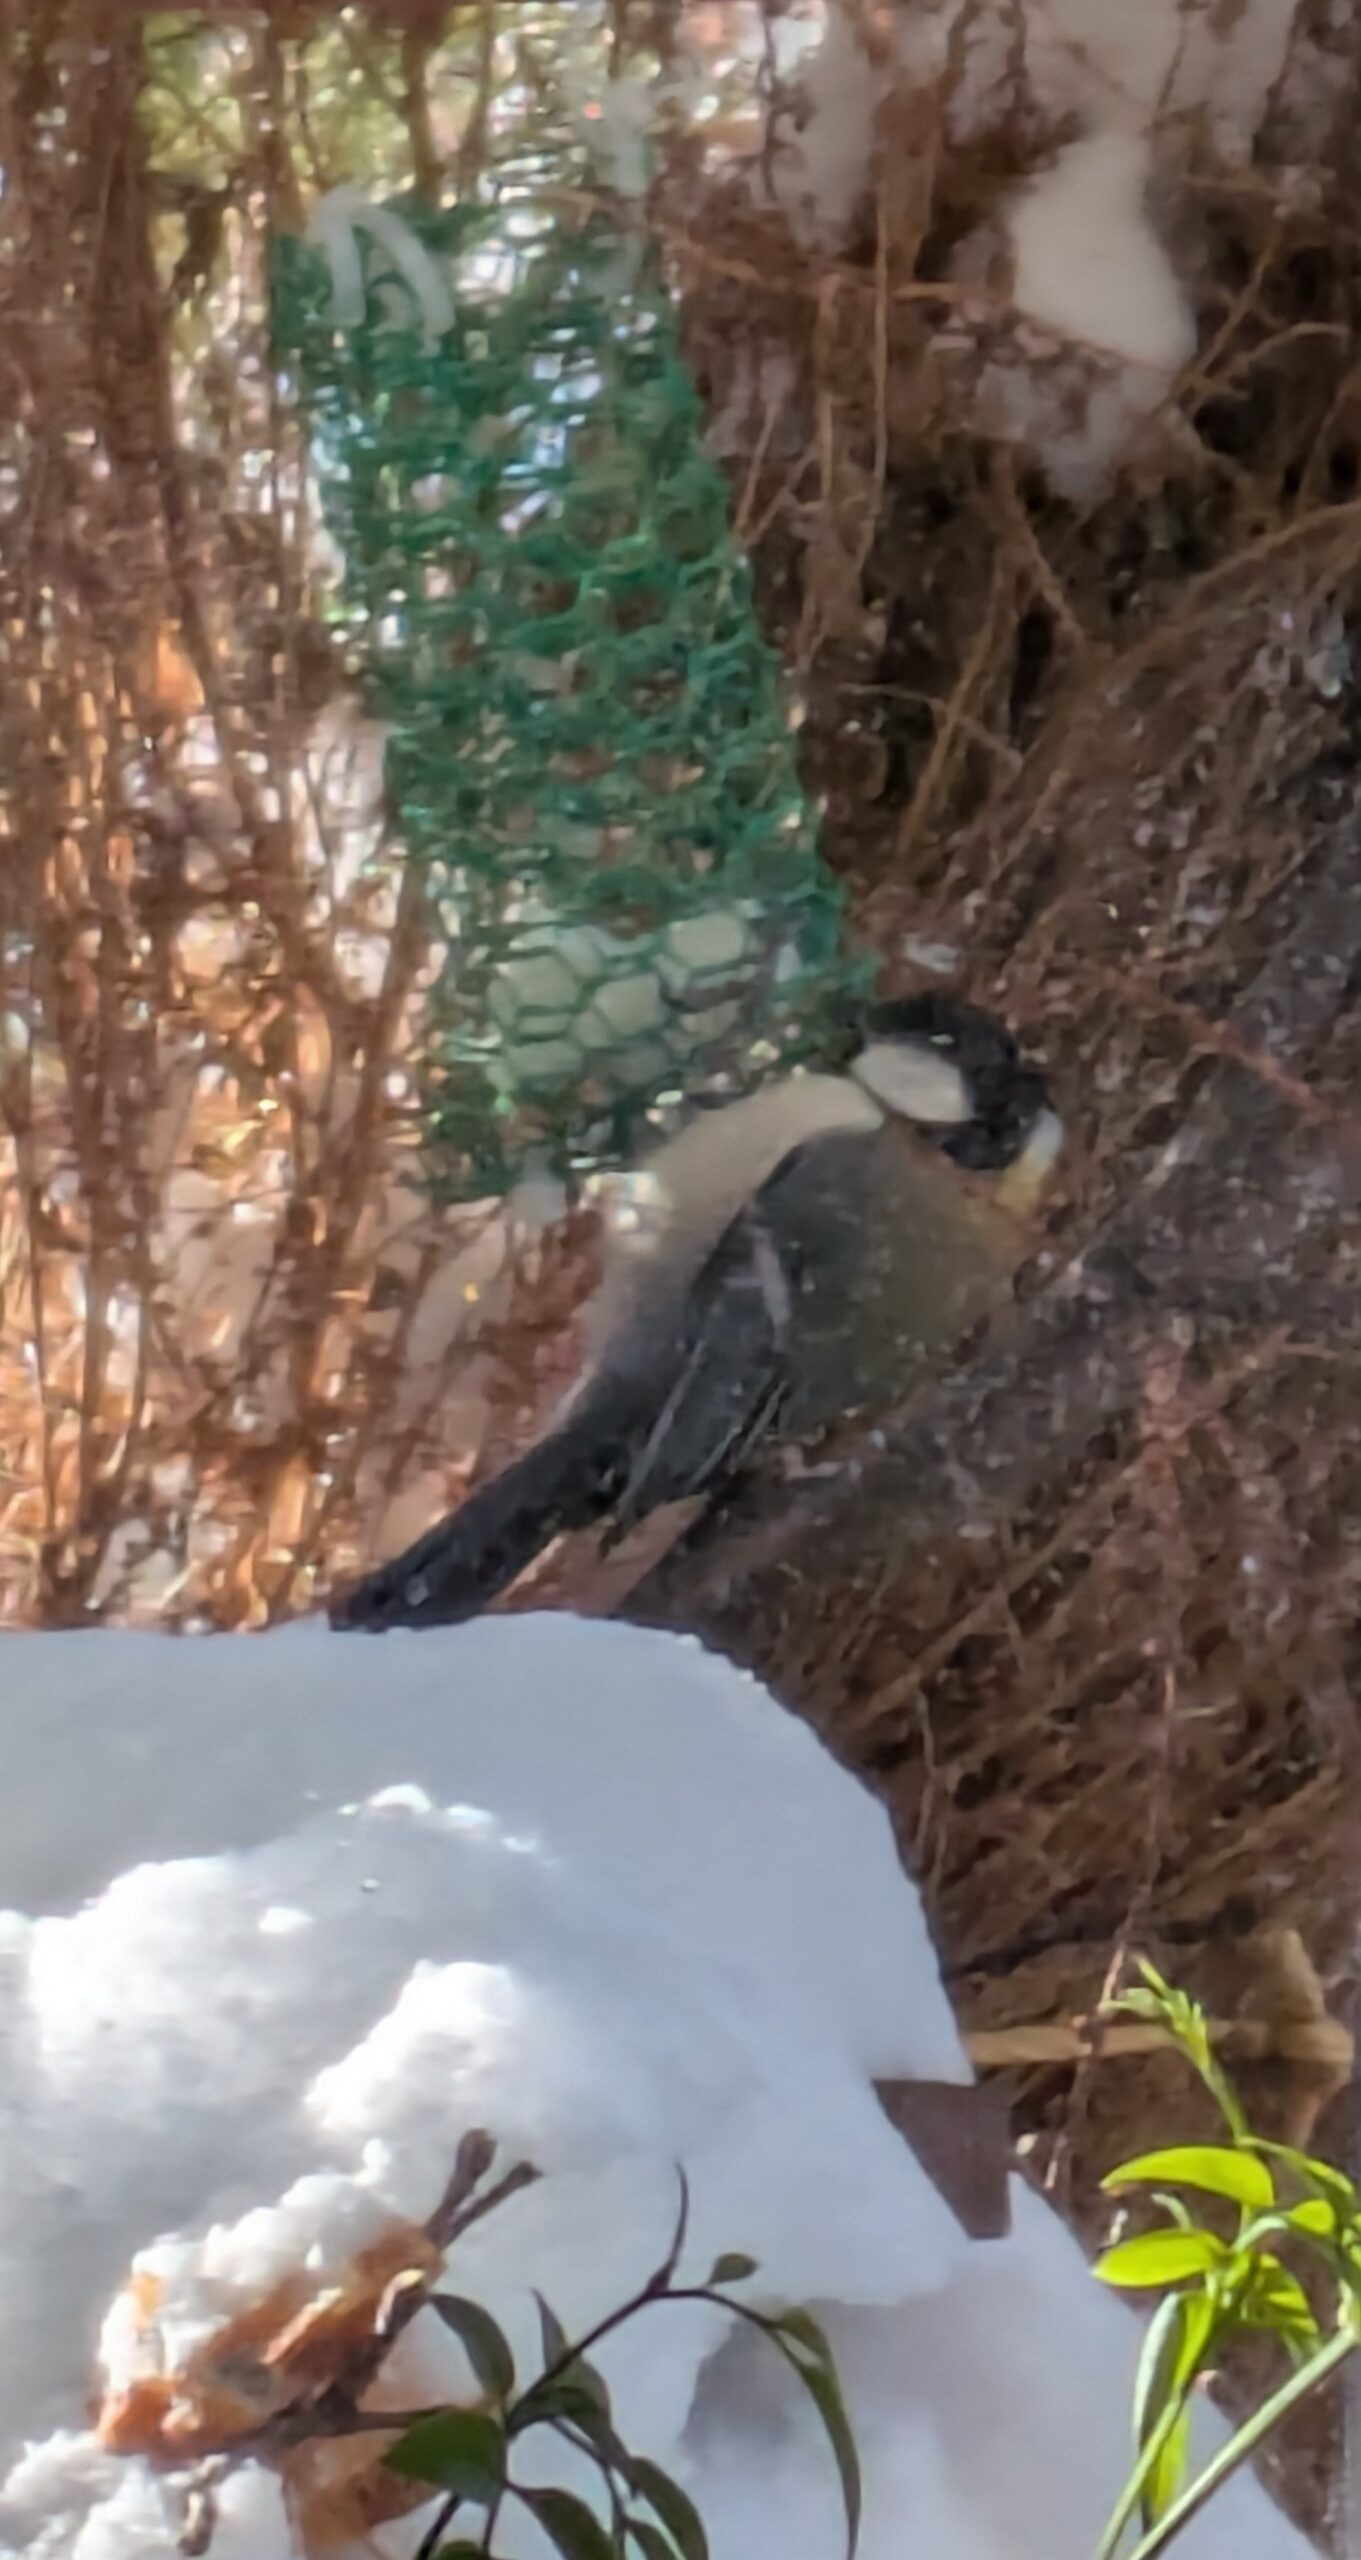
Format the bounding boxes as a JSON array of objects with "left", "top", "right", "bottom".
[
  {"left": 329, "top": 1376, "right": 649, "bottom": 1631},
  {"left": 329, "top": 1237, "right": 784, "bottom": 1630},
  {"left": 332, "top": 1159, "right": 813, "bottom": 1632},
  {"left": 603, "top": 1196, "right": 797, "bottom": 1540}
]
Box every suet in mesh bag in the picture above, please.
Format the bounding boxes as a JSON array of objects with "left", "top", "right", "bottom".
[{"left": 273, "top": 191, "right": 866, "bottom": 1198}]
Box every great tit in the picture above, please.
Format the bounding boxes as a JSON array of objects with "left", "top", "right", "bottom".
[{"left": 330, "top": 993, "right": 1062, "bottom": 1631}]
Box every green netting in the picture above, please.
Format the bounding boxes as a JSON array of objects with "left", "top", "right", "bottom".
[{"left": 272, "top": 193, "right": 867, "bottom": 1197}]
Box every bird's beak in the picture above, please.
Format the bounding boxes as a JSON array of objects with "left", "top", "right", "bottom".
[{"left": 994, "top": 1108, "right": 1064, "bottom": 1218}]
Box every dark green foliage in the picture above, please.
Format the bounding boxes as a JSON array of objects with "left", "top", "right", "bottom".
[{"left": 384, "top": 2173, "right": 859, "bottom": 2560}]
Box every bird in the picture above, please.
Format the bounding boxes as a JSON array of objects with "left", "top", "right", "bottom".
[{"left": 330, "top": 992, "right": 1063, "bottom": 1632}]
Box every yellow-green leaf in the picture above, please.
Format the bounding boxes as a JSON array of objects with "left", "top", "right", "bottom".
[
  {"left": 1243, "top": 2255, "right": 1322, "bottom": 2343},
  {"left": 1095, "top": 2230, "right": 1227, "bottom": 2289},
  {"left": 1132, "top": 2291, "right": 1214, "bottom": 2454},
  {"left": 1142, "top": 2400, "right": 1192, "bottom": 2530},
  {"left": 1246, "top": 2139, "right": 1358, "bottom": 2209},
  {"left": 1103, "top": 2148, "right": 1273, "bottom": 2211},
  {"left": 1287, "top": 2198, "right": 1338, "bottom": 2237}
]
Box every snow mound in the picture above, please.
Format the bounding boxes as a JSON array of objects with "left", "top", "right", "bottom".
[{"left": 0, "top": 1615, "right": 1310, "bottom": 2559}]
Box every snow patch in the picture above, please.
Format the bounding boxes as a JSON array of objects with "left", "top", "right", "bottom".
[
  {"left": 977, "top": 129, "right": 1196, "bottom": 499},
  {"left": 0, "top": 1615, "right": 1314, "bottom": 2560},
  {"left": 772, "top": 0, "right": 1341, "bottom": 492}
]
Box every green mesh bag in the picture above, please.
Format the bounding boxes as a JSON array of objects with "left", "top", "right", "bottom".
[{"left": 272, "top": 194, "right": 867, "bottom": 1197}]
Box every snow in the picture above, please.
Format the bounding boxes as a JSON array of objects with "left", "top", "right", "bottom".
[
  {"left": 0, "top": 1615, "right": 1310, "bottom": 2560},
  {"left": 787, "top": 0, "right": 1311, "bottom": 211},
  {"left": 774, "top": 7, "right": 887, "bottom": 248},
  {"left": 774, "top": 0, "right": 1345, "bottom": 491},
  {"left": 1007, "top": 133, "right": 1192, "bottom": 374},
  {"left": 975, "top": 128, "right": 1197, "bottom": 500},
  {"left": 936, "top": 0, "right": 1303, "bottom": 154}
]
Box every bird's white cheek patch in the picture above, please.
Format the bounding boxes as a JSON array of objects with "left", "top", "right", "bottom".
[{"left": 851, "top": 1040, "right": 974, "bottom": 1129}]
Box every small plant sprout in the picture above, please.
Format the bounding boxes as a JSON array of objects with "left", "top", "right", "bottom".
[
  {"left": 1092, "top": 1960, "right": 1359, "bottom": 2560},
  {"left": 384, "top": 2167, "right": 861, "bottom": 2560}
]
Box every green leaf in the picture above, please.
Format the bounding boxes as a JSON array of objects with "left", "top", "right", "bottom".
[
  {"left": 1095, "top": 2231, "right": 1228, "bottom": 2289},
  {"left": 1135, "top": 1958, "right": 1173, "bottom": 2000},
  {"left": 630, "top": 2459, "right": 709, "bottom": 2560},
  {"left": 565, "top": 2358, "right": 613, "bottom": 2418},
  {"left": 648, "top": 2167, "right": 691, "bottom": 2293},
  {"left": 797, "top": 2359, "right": 861, "bottom": 2556},
  {"left": 1132, "top": 2292, "right": 1213, "bottom": 2452},
  {"left": 773, "top": 2307, "right": 834, "bottom": 2369},
  {"left": 1288, "top": 2195, "right": 1340, "bottom": 2234},
  {"left": 1154, "top": 2193, "right": 1197, "bottom": 2233},
  {"left": 1103, "top": 2148, "right": 1274, "bottom": 2211},
  {"left": 1246, "top": 2140, "right": 1359, "bottom": 2211},
  {"left": 536, "top": 2292, "right": 572, "bottom": 2369},
  {"left": 431, "top": 2294, "right": 517, "bottom": 2402},
  {"left": 1233, "top": 2208, "right": 1314, "bottom": 2256},
  {"left": 386, "top": 2409, "right": 506, "bottom": 2502},
  {"left": 513, "top": 2362, "right": 614, "bottom": 2439},
  {"left": 768, "top": 2317, "right": 861, "bottom": 2556},
  {"left": 706, "top": 2253, "right": 758, "bottom": 2287},
  {"left": 1132, "top": 2293, "right": 1181, "bottom": 2457},
  {"left": 1131, "top": 2291, "right": 1214, "bottom": 2527},
  {"left": 516, "top": 2486, "right": 619, "bottom": 2560},
  {"left": 625, "top": 2521, "right": 677, "bottom": 2560},
  {"left": 1109, "top": 1970, "right": 1248, "bottom": 2141},
  {"left": 1241, "top": 2255, "right": 1322, "bottom": 2348},
  {"left": 1142, "top": 2399, "right": 1192, "bottom": 2530},
  {"left": 1095, "top": 2282, "right": 1221, "bottom": 2560},
  {"left": 1115, "top": 2326, "right": 1361, "bottom": 2560}
]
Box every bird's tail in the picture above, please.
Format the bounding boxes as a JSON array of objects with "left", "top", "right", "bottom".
[{"left": 329, "top": 1399, "right": 623, "bottom": 1631}]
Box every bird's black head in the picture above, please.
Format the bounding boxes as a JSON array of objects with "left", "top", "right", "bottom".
[{"left": 851, "top": 990, "right": 1056, "bottom": 1175}]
